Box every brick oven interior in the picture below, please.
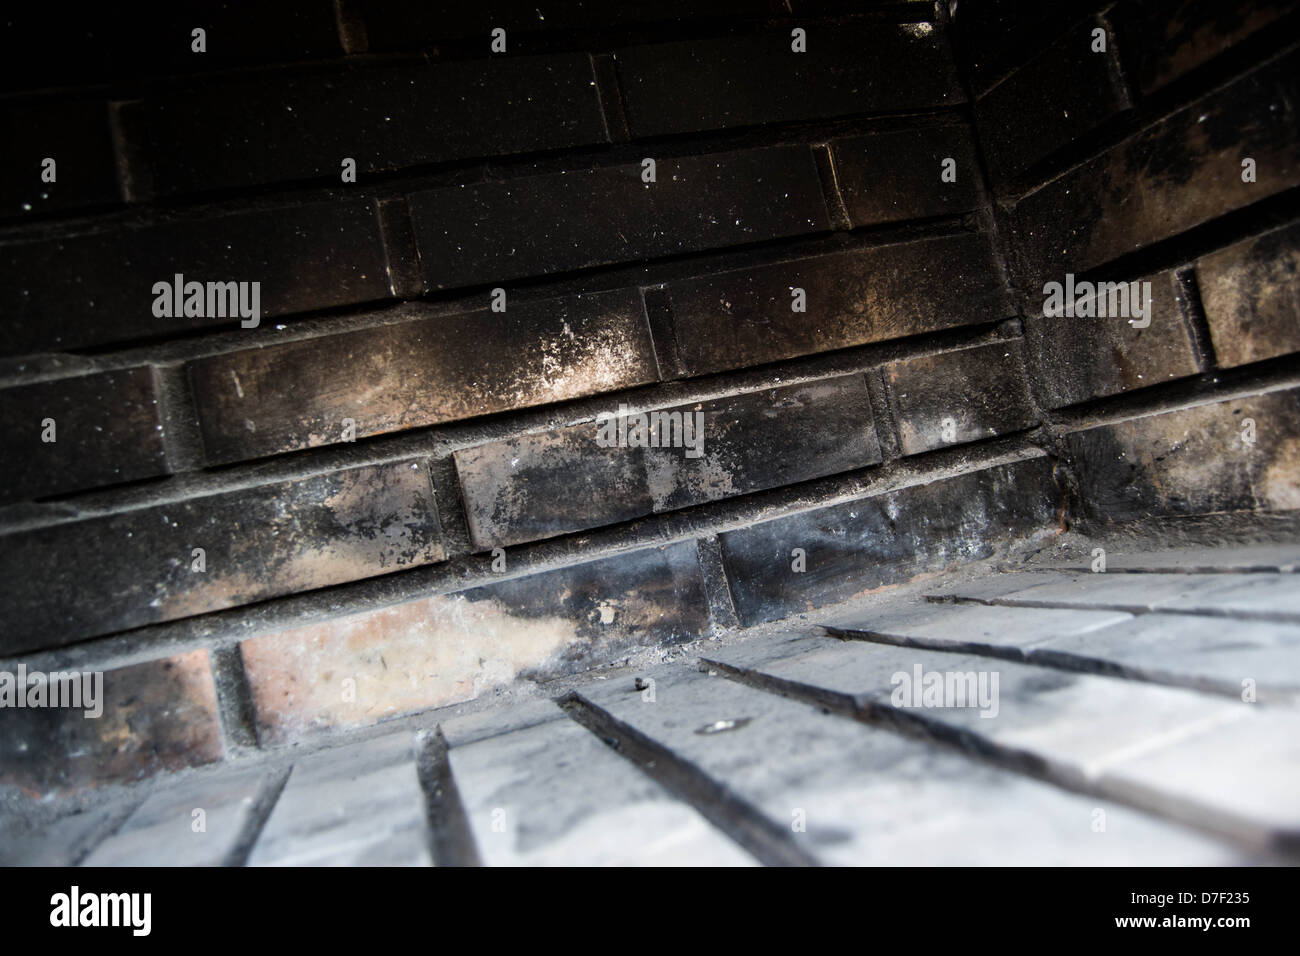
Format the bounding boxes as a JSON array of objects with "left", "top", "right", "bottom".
[{"left": 1, "top": 1, "right": 1299, "bottom": 867}]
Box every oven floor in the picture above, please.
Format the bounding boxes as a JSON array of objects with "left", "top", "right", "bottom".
[{"left": 6, "top": 541, "right": 1300, "bottom": 866}]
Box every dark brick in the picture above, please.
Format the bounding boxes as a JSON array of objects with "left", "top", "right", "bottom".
[
  {"left": 1040, "top": 270, "right": 1202, "bottom": 402},
  {"left": 0, "top": 96, "right": 120, "bottom": 220},
  {"left": 455, "top": 422, "right": 653, "bottom": 549},
  {"left": 615, "top": 23, "right": 962, "bottom": 138},
  {"left": 0, "top": 367, "right": 168, "bottom": 503},
  {"left": 124, "top": 55, "right": 608, "bottom": 197},
  {"left": 883, "top": 341, "right": 1038, "bottom": 455},
  {"left": 1198, "top": 219, "right": 1300, "bottom": 368},
  {"left": 718, "top": 456, "right": 1061, "bottom": 624},
  {"left": 454, "top": 375, "right": 881, "bottom": 547},
  {"left": 0, "top": 460, "right": 443, "bottom": 653},
  {"left": 0, "top": 4, "right": 342, "bottom": 94},
  {"left": 189, "top": 290, "right": 656, "bottom": 464},
  {"left": 830, "top": 124, "right": 981, "bottom": 226},
  {"left": 359, "top": 0, "right": 763, "bottom": 51},
  {"left": 1025, "top": 268, "right": 1201, "bottom": 408},
  {"left": 239, "top": 541, "right": 709, "bottom": 742},
  {"left": 668, "top": 231, "right": 1013, "bottom": 377},
  {"left": 790, "top": 0, "right": 932, "bottom": 11},
  {"left": 645, "top": 375, "right": 881, "bottom": 511},
  {"left": 977, "top": 17, "right": 1130, "bottom": 184},
  {"left": 952, "top": 0, "right": 1101, "bottom": 94},
  {"left": 0, "top": 650, "right": 222, "bottom": 796},
  {"left": 0, "top": 8, "right": 109, "bottom": 93},
  {"left": 106, "top": 1, "right": 342, "bottom": 76},
  {"left": 0, "top": 199, "right": 391, "bottom": 355},
  {"left": 1062, "top": 387, "right": 1300, "bottom": 524},
  {"left": 408, "top": 146, "right": 830, "bottom": 290},
  {"left": 1010, "top": 49, "right": 1300, "bottom": 284},
  {"left": 1111, "top": 0, "right": 1296, "bottom": 96}
]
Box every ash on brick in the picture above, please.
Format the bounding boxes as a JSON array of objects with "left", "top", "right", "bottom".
[{"left": 189, "top": 290, "right": 656, "bottom": 464}]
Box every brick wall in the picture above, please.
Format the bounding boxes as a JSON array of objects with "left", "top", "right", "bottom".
[
  {"left": 962, "top": 0, "right": 1300, "bottom": 524},
  {"left": 1, "top": 0, "right": 1297, "bottom": 794}
]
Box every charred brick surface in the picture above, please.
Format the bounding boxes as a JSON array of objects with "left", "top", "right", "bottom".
[
  {"left": 719, "top": 456, "right": 1063, "bottom": 625},
  {"left": 0, "top": 367, "right": 168, "bottom": 503},
  {"left": 407, "top": 146, "right": 830, "bottom": 289},
  {"left": 454, "top": 374, "right": 882, "bottom": 547},
  {"left": 122, "top": 55, "right": 610, "bottom": 197},
  {"left": 1199, "top": 220, "right": 1300, "bottom": 368},
  {"left": 0, "top": 650, "right": 222, "bottom": 795},
  {"left": 0, "top": 461, "right": 443, "bottom": 653},
  {"left": 1063, "top": 387, "right": 1300, "bottom": 524},
  {"left": 615, "top": 23, "right": 962, "bottom": 137},
  {"left": 666, "top": 232, "right": 1013, "bottom": 376},
  {"left": 189, "top": 290, "right": 657, "bottom": 463},
  {"left": 1009, "top": 49, "right": 1300, "bottom": 284},
  {"left": 0, "top": 200, "right": 391, "bottom": 354},
  {"left": 1024, "top": 268, "right": 1203, "bottom": 409}
]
